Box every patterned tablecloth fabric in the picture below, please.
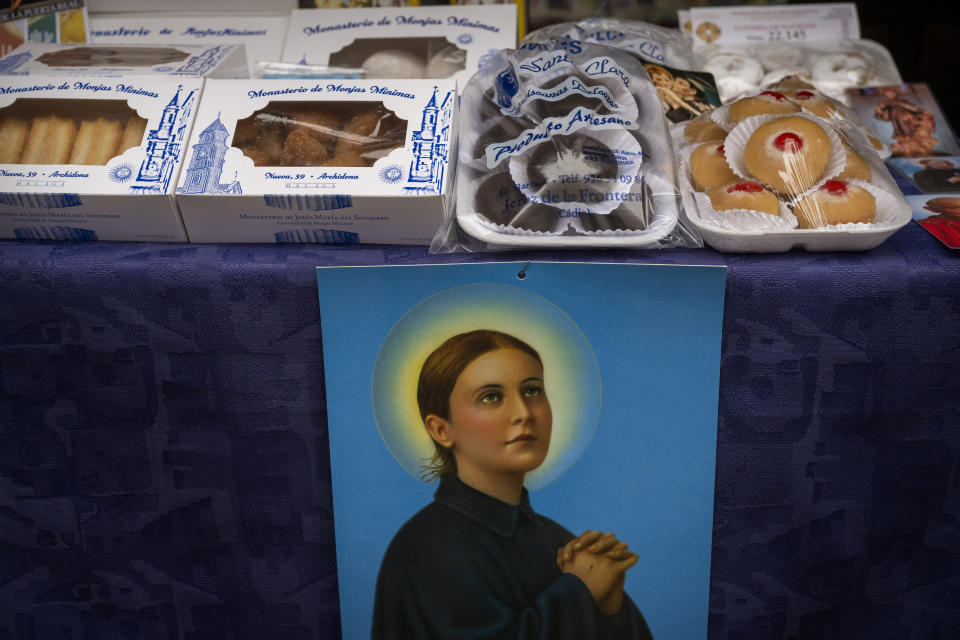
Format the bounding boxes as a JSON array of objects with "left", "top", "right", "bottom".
[{"left": 1, "top": 222, "right": 959, "bottom": 639}]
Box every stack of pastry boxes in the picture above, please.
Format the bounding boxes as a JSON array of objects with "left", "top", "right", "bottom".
[
  {"left": 0, "top": 42, "right": 247, "bottom": 241},
  {"left": 174, "top": 5, "right": 517, "bottom": 244}
]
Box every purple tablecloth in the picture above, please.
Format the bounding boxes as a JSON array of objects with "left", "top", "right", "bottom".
[{"left": 1, "top": 222, "right": 958, "bottom": 639}]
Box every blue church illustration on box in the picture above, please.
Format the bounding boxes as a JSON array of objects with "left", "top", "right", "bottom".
[
  {"left": 130, "top": 85, "right": 197, "bottom": 194},
  {"left": 173, "top": 45, "right": 229, "bottom": 77},
  {"left": 178, "top": 113, "right": 242, "bottom": 195},
  {"left": 406, "top": 87, "right": 453, "bottom": 194}
]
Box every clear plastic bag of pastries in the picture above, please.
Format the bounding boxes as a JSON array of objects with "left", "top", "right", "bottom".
[
  {"left": 231, "top": 100, "right": 407, "bottom": 168},
  {"left": 433, "top": 43, "right": 702, "bottom": 252},
  {"left": 0, "top": 98, "right": 148, "bottom": 165},
  {"left": 671, "top": 83, "right": 912, "bottom": 253},
  {"left": 692, "top": 39, "right": 902, "bottom": 105}
]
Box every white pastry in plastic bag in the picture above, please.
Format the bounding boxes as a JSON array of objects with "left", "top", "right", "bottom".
[
  {"left": 432, "top": 43, "right": 702, "bottom": 251},
  {"left": 694, "top": 40, "right": 902, "bottom": 105}
]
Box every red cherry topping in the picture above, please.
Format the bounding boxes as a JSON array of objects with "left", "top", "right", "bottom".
[
  {"left": 728, "top": 181, "right": 764, "bottom": 194},
  {"left": 821, "top": 180, "right": 848, "bottom": 196},
  {"left": 794, "top": 91, "right": 816, "bottom": 100},
  {"left": 761, "top": 90, "right": 786, "bottom": 101},
  {"left": 774, "top": 132, "right": 804, "bottom": 152},
  {"left": 716, "top": 144, "right": 726, "bottom": 157}
]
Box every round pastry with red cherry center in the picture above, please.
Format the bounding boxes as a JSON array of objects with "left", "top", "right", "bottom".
[
  {"left": 743, "top": 115, "right": 832, "bottom": 194},
  {"left": 793, "top": 179, "right": 876, "bottom": 228},
  {"left": 783, "top": 89, "right": 836, "bottom": 119},
  {"left": 689, "top": 141, "right": 739, "bottom": 191},
  {"left": 728, "top": 90, "right": 801, "bottom": 123},
  {"left": 706, "top": 179, "right": 780, "bottom": 216}
]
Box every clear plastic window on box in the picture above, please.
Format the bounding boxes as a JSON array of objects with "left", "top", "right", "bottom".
[
  {"left": 230, "top": 101, "right": 408, "bottom": 168},
  {"left": 327, "top": 37, "right": 466, "bottom": 79},
  {"left": 36, "top": 46, "right": 191, "bottom": 68},
  {"left": 0, "top": 98, "right": 147, "bottom": 165}
]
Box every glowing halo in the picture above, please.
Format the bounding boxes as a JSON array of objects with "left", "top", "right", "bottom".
[{"left": 371, "top": 283, "right": 601, "bottom": 490}]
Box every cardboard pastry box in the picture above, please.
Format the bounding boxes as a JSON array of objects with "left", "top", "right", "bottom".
[
  {"left": 89, "top": 12, "right": 289, "bottom": 78},
  {"left": 175, "top": 78, "right": 456, "bottom": 244},
  {"left": 0, "top": 41, "right": 248, "bottom": 78},
  {"left": 281, "top": 5, "right": 516, "bottom": 89},
  {"left": 0, "top": 76, "right": 204, "bottom": 241}
]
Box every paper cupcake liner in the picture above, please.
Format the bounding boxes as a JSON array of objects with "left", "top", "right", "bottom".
[
  {"left": 569, "top": 173, "right": 679, "bottom": 238},
  {"left": 469, "top": 211, "right": 571, "bottom": 236},
  {"left": 787, "top": 179, "right": 909, "bottom": 230},
  {"left": 693, "top": 190, "right": 797, "bottom": 232},
  {"left": 457, "top": 168, "right": 567, "bottom": 235},
  {"left": 459, "top": 112, "right": 534, "bottom": 172},
  {"left": 668, "top": 120, "right": 689, "bottom": 151},
  {"left": 724, "top": 112, "right": 845, "bottom": 197},
  {"left": 508, "top": 127, "right": 643, "bottom": 217},
  {"left": 515, "top": 71, "right": 639, "bottom": 124}
]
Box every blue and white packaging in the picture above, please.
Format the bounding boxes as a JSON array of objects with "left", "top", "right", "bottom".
[
  {"left": 521, "top": 16, "right": 694, "bottom": 69},
  {"left": 438, "top": 43, "right": 695, "bottom": 250},
  {"left": 174, "top": 78, "right": 457, "bottom": 245},
  {"left": 0, "top": 76, "right": 204, "bottom": 241},
  {"left": 280, "top": 5, "right": 517, "bottom": 89},
  {"left": 0, "top": 41, "right": 248, "bottom": 78},
  {"left": 89, "top": 12, "right": 289, "bottom": 78}
]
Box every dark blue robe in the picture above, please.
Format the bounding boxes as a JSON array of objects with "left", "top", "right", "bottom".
[{"left": 372, "top": 475, "right": 653, "bottom": 639}]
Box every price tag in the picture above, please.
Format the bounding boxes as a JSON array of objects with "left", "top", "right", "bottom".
[{"left": 687, "top": 3, "right": 860, "bottom": 49}]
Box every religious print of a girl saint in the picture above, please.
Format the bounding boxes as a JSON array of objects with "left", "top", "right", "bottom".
[{"left": 316, "top": 262, "right": 726, "bottom": 640}]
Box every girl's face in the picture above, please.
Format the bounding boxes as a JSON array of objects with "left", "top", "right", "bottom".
[{"left": 444, "top": 348, "right": 552, "bottom": 481}]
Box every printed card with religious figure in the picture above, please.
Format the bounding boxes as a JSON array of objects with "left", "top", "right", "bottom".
[
  {"left": 906, "top": 193, "right": 960, "bottom": 249},
  {"left": 887, "top": 156, "right": 960, "bottom": 194},
  {"left": 316, "top": 261, "right": 727, "bottom": 639}
]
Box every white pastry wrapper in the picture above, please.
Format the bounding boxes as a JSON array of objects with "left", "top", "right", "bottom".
[
  {"left": 508, "top": 127, "right": 643, "bottom": 217},
  {"left": 724, "top": 112, "right": 845, "bottom": 197},
  {"left": 694, "top": 190, "right": 797, "bottom": 232},
  {"left": 570, "top": 173, "right": 679, "bottom": 237},
  {"left": 463, "top": 172, "right": 679, "bottom": 242},
  {"left": 512, "top": 72, "right": 639, "bottom": 124},
  {"left": 787, "top": 179, "right": 908, "bottom": 230}
]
